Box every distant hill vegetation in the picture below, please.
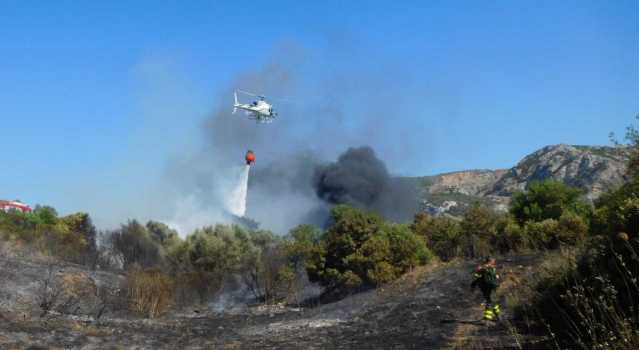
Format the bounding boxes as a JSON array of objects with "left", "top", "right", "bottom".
[{"left": 415, "top": 144, "right": 628, "bottom": 216}]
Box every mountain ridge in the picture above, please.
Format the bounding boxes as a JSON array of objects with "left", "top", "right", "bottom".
[{"left": 417, "top": 144, "right": 628, "bottom": 215}]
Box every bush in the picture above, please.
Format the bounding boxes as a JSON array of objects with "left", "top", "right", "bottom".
[
  {"left": 60, "top": 213, "right": 97, "bottom": 265},
  {"left": 146, "top": 221, "right": 180, "bottom": 248},
  {"left": 516, "top": 237, "right": 639, "bottom": 349},
  {"left": 556, "top": 212, "right": 589, "bottom": 246},
  {"left": 411, "top": 213, "right": 462, "bottom": 261},
  {"left": 459, "top": 203, "right": 498, "bottom": 258},
  {"left": 0, "top": 206, "right": 97, "bottom": 265},
  {"left": 306, "top": 205, "right": 432, "bottom": 297},
  {"left": 493, "top": 214, "right": 527, "bottom": 253},
  {"left": 167, "top": 225, "right": 243, "bottom": 303},
  {"left": 522, "top": 213, "right": 589, "bottom": 250},
  {"left": 110, "top": 220, "right": 163, "bottom": 269},
  {"left": 510, "top": 180, "right": 590, "bottom": 224},
  {"left": 127, "top": 268, "right": 175, "bottom": 318},
  {"left": 522, "top": 219, "right": 558, "bottom": 249},
  {"left": 238, "top": 230, "right": 292, "bottom": 303},
  {"left": 592, "top": 177, "right": 639, "bottom": 238},
  {"left": 283, "top": 224, "right": 322, "bottom": 269},
  {"left": 514, "top": 125, "right": 639, "bottom": 348}
]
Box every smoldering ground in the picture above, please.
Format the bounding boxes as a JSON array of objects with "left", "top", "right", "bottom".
[{"left": 162, "top": 44, "right": 428, "bottom": 235}]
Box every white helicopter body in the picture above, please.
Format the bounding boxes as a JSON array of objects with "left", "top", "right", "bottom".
[{"left": 233, "top": 90, "right": 277, "bottom": 123}]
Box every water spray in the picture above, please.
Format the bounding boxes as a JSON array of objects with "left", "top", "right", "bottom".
[{"left": 225, "top": 151, "right": 255, "bottom": 217}]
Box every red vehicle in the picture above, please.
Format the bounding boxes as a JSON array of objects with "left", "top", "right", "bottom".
[{"left": 0, "top": 200, "right": 32, "bottom": 213}]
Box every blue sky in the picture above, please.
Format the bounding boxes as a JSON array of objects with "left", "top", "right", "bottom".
[{"left": 1, "top": 1, "right": 638, "bottom": 226}]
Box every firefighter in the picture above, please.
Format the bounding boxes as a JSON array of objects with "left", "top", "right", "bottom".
[{"left": 471, "top": 257, "right": 501, "bottom": 321}]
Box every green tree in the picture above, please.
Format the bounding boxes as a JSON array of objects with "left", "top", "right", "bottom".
[
  {"left": 411, "top": 213, "right": 462, "bottom": 260},
  {"left": 510, "top": 180, "right": 589, "bottom": 224},
  {"left": 307, "top": 205, "right": 432, "bottom": 298},
  {"left": 493, "top": 214, "right": 527, "bottom": 253},
  {"left": 284, "top": 224, "right": 322, "bottom": 269},
  {"left": 110, "top": 220, "right": 162, "bottom": 269},
  {"left": 167, "top": 224, "right": 245, "bottom": 303},
  {"left": 460, "top": 203, "right": 498, "bottom": 258},
  {"left": 146, "top": 221, "right": 180, "bottom": 249},
  {"left": 60, "top": 212, "right": 97, "bottom": 265}
]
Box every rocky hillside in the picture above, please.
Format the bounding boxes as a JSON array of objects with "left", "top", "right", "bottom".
[
  {"left": 488, "top": 144, "right": 628, "bottom": 200},
  {"left": 427, "top": 169, "right": 508, "bottom": 197},
  {"left": 420, "top": 144, "right": 628, "bottom": 215}
]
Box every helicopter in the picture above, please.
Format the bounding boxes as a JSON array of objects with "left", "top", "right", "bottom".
[{"left": 233, "top": 89, "right": 277, "bottom": 123}]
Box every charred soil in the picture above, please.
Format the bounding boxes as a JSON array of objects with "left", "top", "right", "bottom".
[{"left": 0, "top": 254, "right": 547, "bottom": 349}]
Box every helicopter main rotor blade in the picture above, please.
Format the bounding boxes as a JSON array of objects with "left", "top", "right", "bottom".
[{"left": 236, "top": 89, "right": 261, "bottom": 97}]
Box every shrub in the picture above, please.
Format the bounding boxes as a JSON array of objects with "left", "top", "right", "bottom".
[
  {"left": 411, "top": 213, "right": 462, "bottom": 261},
  {"left": 0, "top": 206, "right": 97, "bottom": 265},
  {"left": 494, "top": 214, "right": 527, "bottom": 253},
  {"left": 166, "top": 224, "right": 266, "bottom": 304},
  {"left": 306, "top": 205, "right": 432, "bottom": 297},
  {"left": 238, "top": 230, "right": 292, "bottom": 303},
  {"left": 510, "top": 180, "right": 590, "bottom": 224},
  {"left": 60, "top": 213, "right": 98, "bottom": 265},
  {"left": 146, "top": 221, "right": 180, "bottom": 248},
  {"left": 127, "top": 268, "right": 175, "bottom": 318},
  {"left": 110, "top": 220, "right": 162, "bottom": 269},
  {"left": 556, "top": 212, "right": 589, "bottom": 246},
  {"left": 459, "top": 203, "right": 498, "bottom": 258},
  {"left": 283, "top": 224, "right": 322, "bottom": 269},
  {"left": 523, "top": 219, "right": 558, "bottom": 249},
  {"left": 522, "top": 213, "right": 588, "bottom": 250},
  {"left": 514, "top": 133, "right": 639, "bottom": 348},
  {"left": 516, "top": 237, "right": 639, "bottom": 349},
  {"left": 591, "top": 177, "right": 639, "bottom": 238}
]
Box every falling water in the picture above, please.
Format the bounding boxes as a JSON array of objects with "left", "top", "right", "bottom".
[{"left": 226, "top": 165, "right": 250, "bottom": 217}]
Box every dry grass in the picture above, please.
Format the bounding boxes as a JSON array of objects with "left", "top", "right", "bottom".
[
  {"left": 71, "top": 321, "right": 112, "bottom": 337},
  {"left": 127, "top": 268, "right": 175, "bottom": 318},
  {"left": 374, "top": 259, "right": 444, "bottom": 300}
]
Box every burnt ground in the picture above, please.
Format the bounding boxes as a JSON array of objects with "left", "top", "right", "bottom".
[{"left": 0, "top": 253, "right": 549, "bottom": 349}]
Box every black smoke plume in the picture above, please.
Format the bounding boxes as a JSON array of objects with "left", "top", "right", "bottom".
[{"left": 313, "top": 146, "right": 420, "bottom": 223}]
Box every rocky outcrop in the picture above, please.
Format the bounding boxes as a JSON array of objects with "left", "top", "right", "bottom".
[
  {"left": 428, "top": 169, "right": 508, "bottom": 196},
  {"left": 488, "top": 144, "right": 628, "bottom": 200},
  {"left": 421, "top": 144, "right": 628, "bottom": 215}
]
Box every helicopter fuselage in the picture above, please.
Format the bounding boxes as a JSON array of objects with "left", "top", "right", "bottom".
[
  {"left": 234, "top": 100, "right": 276, "bottom": 122},
  {"left": 233, "top": 91, "right": 277, "bottom": 123}
]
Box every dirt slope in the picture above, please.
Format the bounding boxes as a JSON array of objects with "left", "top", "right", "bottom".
[{"left": 0, "top": 255, "right": 545, "bottom": 349}]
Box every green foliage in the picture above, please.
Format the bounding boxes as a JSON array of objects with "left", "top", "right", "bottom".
[
  {"left": 167, "top": 224, "right": 245, "bottom": 303},
  {"left": 493, "top": 214, "right": 527, "bottom": 253},
  {"left": 592, "top": 176, "right": 639, "bottom": 237},
  {"left": 146, "top": 221, "right": 180, "bottom": 248},
  {"left": 165, "top": 224, "right": 292, "bottom": 304},
  {"left": 306, "top": 205, "right": 432, "bottom": 296},
  {"left": 515, "top": 120, "right": 639, "bottom": 348},
  {"left": 0, "top": 205, "right": 96, "bottom": 264},
  {"left": 459, "top": 203, "right": 498, "bottom": 258},
  {"left": 556, "top": 212, "right": 589, "bottom": 246},
  {"left": 282, "top": 224, "right": 322, "bottom": 273},
  {"left": 110, "top": 220, "right": 162, "bottom": 269},
  {"left": 620, "top": 115, "right": 639, "bottom": 178},
  {"left": 510, "top": 180, "right": 590, "bottom": 224},
  {"left": 411, "top": 213, "right": 462, "bottom": 261},
  {"left": 61, "top": 213, "right": 98, "bottom": 265},
  {"left": 517, "top": 238, "right": 639, "bottom": 349}
]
